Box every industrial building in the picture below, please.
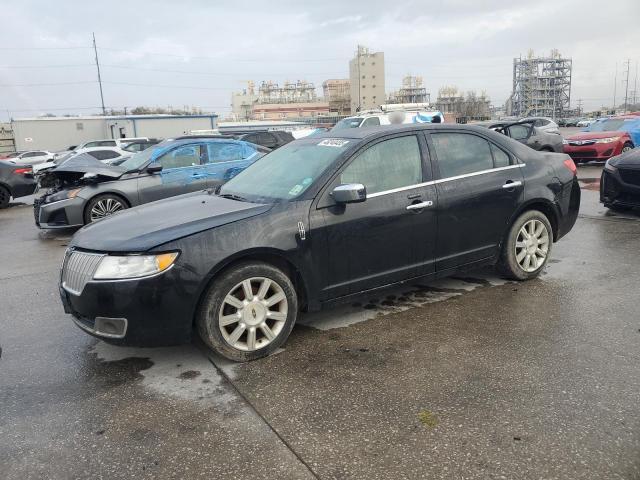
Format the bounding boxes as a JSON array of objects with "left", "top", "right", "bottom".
[
  {"left": 230, "top": 80, "right": 329, "bottom": 120},
  {"left": 10, "top": 114, "right": 218, "bottom": 151},
  {"left": 349, "top": 45, "right": 385, "bottom": 112},
  {"left": 510, "top": 49, "right": 572, "bottom": 119},
  {"left": 322, "top": 79, "right": 351, "bottom": 115},
  {"left": 387, "top": 76, "right": 429, "bottom": 104}
]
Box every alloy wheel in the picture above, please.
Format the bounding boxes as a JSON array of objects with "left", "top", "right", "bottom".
[
  {"left": 90, "top": 198, "right": 124, "bottom": 221},
  {"left": 218, "top": 277, "right": 288, "bottom": 351},
  {"left": 514, "top": 219, "right": 550, "bottom": 272}
]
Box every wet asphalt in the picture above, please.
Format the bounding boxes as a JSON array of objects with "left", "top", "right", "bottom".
[{"left": 1, "top": 162, "right": 639, "bottom": 479}]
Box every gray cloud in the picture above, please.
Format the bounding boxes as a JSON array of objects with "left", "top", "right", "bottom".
[{"left": 0, "top": 0, "right": 638, "bottom": 120}]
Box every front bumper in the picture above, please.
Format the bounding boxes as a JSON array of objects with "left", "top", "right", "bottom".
[
  {"left": 600, "top": 168, "right": 640, "bottom": 207},
  {"left": 34, "top": 196, "right": 85, "bottom": 228},
  {"left": 60, "top": 260, "right": 196, "bottom": 346},
  {"left": 563, "top": 142, "right": 623, "bottom": 163}
]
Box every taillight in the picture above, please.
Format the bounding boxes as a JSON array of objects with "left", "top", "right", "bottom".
[
  {"left": 563, "top": 158, "right": 577, "bottom": 176},
  {"left": 14, "top": 167, "right": 32, "bottom": 175}
]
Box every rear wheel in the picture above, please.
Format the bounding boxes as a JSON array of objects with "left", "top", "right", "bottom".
[
  {"left": 621, "top": 142, "right": 634, "bottom": 153},
  {"left": 196, "top": 262, "right": 298, "bottom": 362},
  {"left": 84, "top": 194, "right": 127, "bottom": 224},
  {"left": 498, "top": 210, "right": 553, "bottom": 280},
  {"left": 0, "top": 185, "right": 10, "bottom": 209}
]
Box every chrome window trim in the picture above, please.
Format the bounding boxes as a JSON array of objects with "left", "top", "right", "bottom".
[{"left": 366, "top": 164, "right": 525, "bottom": 198}]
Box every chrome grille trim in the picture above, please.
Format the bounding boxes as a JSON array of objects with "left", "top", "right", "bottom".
[{"left": 62, "top": 250, "right": 105, "bottom": 296}]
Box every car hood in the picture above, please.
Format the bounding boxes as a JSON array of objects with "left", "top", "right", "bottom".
[
  {"left": 566, "top": 131, "right": 627, "bottom": 140},
  {"left": 608, "top": 148, "right": 640, "bottom": 168},
  {"left": 70, "top": 191, "right": 271, "bottom": 252},
  {"left": 51, "top": 154, "right": 125, "bottom": 178}
]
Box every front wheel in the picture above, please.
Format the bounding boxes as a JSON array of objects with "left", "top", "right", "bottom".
[
  {"left": 196, "top": 262, "right": 298, "bottom": 362},
  {"left": 498, "top": 210, "right": 553, "bottom": 280},
  {"left": 84, "top": 194, "right": 128, "bottom": 224},
  {"left": 0, "top": 185, "right": 10, "bottom": 209}
]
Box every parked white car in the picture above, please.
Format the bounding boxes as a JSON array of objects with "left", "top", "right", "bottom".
[
  {"left": 75, "top": 137, "right": 149, "bottom": 150},
  {"left": 519, "top": 117, "right": 560, "bottom": 134},
  {"left": 576, "top": 118, "right": 596, "bottom": 128},
  {"left": 5, "top": 150, "right": 55, "bottom": 165},
  {"left": 33, "top": 147, "right": 131, "bottom": 173},
  {"left": 332, "top": 105, "right": 445, "bottom": 131}
]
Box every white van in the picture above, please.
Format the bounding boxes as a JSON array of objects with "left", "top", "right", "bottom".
[{"left": 332, "top": 104, "right": 444, "bottom": 131}]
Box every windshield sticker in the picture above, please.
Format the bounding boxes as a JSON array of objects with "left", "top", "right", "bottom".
[
  {"left": 318, "top": 139, "right": 350, "bottom": 147},
  {"left": 288, "top": 184, "right": 304, "bottom": 196}
]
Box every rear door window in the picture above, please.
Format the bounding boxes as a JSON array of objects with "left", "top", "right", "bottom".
[
  {"left": 431, "top": 133, "right": 494, "bottom": 179},
  {"left": 490, "top": 144, "right": 511, "bottom": 168},
  {"left": 206, "top": 143, "right": 243, "bottom": 163},
  {"left": 506, "top": 125, "right": 531, "bottom": 141},
  {"left": 340, "top": 135, "right": 422, "bottom": 194}
]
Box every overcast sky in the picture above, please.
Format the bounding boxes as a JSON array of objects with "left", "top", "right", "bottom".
[{"left": 1, "top": 0, "right": 639, "bottom": 121}]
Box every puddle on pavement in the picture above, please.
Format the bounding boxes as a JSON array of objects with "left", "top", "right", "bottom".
[
  {"left": 90, "top": 342, "right": 236, "bottom": 405},
  {"left": 299, "top": 271, "right": 512, "bottom": 331}
]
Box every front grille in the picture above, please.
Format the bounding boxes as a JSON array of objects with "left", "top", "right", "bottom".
[
  {"left": 568, "top": 150, "right": 597, "bottom": 159},
  {"left": 619, "top": 168, "right": 640, "bottom": 187},
  {"left": 61, "top": 250, "right": 105, "bottom": 295}
]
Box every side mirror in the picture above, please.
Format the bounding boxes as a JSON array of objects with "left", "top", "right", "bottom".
[
  {"left": 147, "top": 164, "right": 163, "bottom": 173},
  {"left": 331, "top": 183, "right": 366, "bottom": 204}
]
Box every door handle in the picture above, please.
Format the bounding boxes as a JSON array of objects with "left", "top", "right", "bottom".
[
  {"left": 191, "top": 173, "right": 206, "bottom": 178},
  {"left": 502, "top": 180, "right": 522, "bottom": 189},
  {"left": 406, "top": 201, "right": 433, "bottom": 210}
]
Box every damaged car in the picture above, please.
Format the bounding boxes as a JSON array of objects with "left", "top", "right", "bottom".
[
  {"left": 34, "top": 136, "right": 267, "bottom": 228},
  {"left": 475, "top": 120, "right": 563, "bottom": 153}
]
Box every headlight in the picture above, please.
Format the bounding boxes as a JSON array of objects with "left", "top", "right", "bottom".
[
  {"left": 45, "top": 188, "right": 82, "bottom": 203},
  {"left": 594, "top": 136, "right": 620, "bottom": 144},
  {"left": 93, "top": 252, "right": 179, "bottom": 280}
]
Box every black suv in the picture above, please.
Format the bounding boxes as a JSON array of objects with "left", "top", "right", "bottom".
[{"left": 234, "top": 131, "right": 294, "bottom": 149}]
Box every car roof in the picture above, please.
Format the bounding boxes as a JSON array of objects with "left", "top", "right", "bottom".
[{"left": 319, "top": 123, "right": 492, "bottom": 140}]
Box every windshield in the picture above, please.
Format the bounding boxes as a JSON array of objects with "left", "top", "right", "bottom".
[
  {"left": 332, "top": 117, "right": 363, "bottom": 130},
  {"left": 586, "top": 119, "right": 628, "bottom": 132},
  {"left": 118, "top": 144, "right": 159, "bottom": 171},
  {"left": 219, "top": 138, "right": 350, "bottom": 202}
]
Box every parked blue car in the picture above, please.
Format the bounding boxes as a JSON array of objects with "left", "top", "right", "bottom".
[
  {"left": 34, "top": 136, "right": 268, "bottom": 228},
  {"left": 583, "top": 115, "right": 640, "bottom": 147}
]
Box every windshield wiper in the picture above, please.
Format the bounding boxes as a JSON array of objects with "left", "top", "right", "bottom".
[{"left": 219, "top": 193, "right": 248, "bottom": 202}]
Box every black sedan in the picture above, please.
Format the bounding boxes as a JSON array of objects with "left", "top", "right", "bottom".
[
  {"left": 0, "top": 160, "right": 36, "bottom": 208},
  {"left": 60, "top": 124, "right": 580, "bottom": 362},
  {"left": 600, "top": 148, "right": 640, "bottom": 211}
]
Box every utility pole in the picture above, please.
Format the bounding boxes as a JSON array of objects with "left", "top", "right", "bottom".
[
  {"left": 577, "top": 98, "right": 583, "bottom": 115},
  {"left": 92, "top": 33, "right": 106, "bottom": 115},
  {"left": 623, "top": 58, "right": 631, "bottom": 114},
  {"left": 634, "top": 61, "right": 638, "bottom": 107}
]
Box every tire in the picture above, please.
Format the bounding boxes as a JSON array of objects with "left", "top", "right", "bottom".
[
  {"left": 83, "top": 193, "right": 128, "bottom": 224},
  {"left": 196, "top": 261, "right": 298, "bottom": 362},
  {"left": 0, "top": 185, "right": 10, "bottom": 209},
  {"left": 498, "top": 210, "right": 553, "bottom": 281},
  {"left": 621, "top": 142, "right": 634, "bottom": 153}
]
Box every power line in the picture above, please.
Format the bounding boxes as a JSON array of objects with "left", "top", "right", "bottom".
[
  {"left": 0, "top": 45, "right": 91, "bottom": 50},
  {"left": 0, "top": 64, "right": 93, "bottom": 69},
  {"left": 103, "top": 81, "right": 237, "bottom": 90},
  {"left": 0, "top": 81, "right": 97, "bottom": 87}
]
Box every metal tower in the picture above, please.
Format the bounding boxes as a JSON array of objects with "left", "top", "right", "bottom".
[{"left": 511, "top": 49, "right": 572, "bottom": 119}]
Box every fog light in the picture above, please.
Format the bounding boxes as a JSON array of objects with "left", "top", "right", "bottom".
[{"left": 94, "top": 317, "right": 128, "bottom": 338}]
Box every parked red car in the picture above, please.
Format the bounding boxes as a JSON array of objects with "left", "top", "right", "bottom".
[{"left": 563, "top": 116, "right": 639, "bottom": 164}]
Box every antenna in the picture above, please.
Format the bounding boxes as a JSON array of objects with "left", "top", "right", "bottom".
[
  {"left": 92, "top": 32, "right": 106, "bottom": 115},
  {"left": 623, "top": 59, "right": 631, "bottom": 113}
]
